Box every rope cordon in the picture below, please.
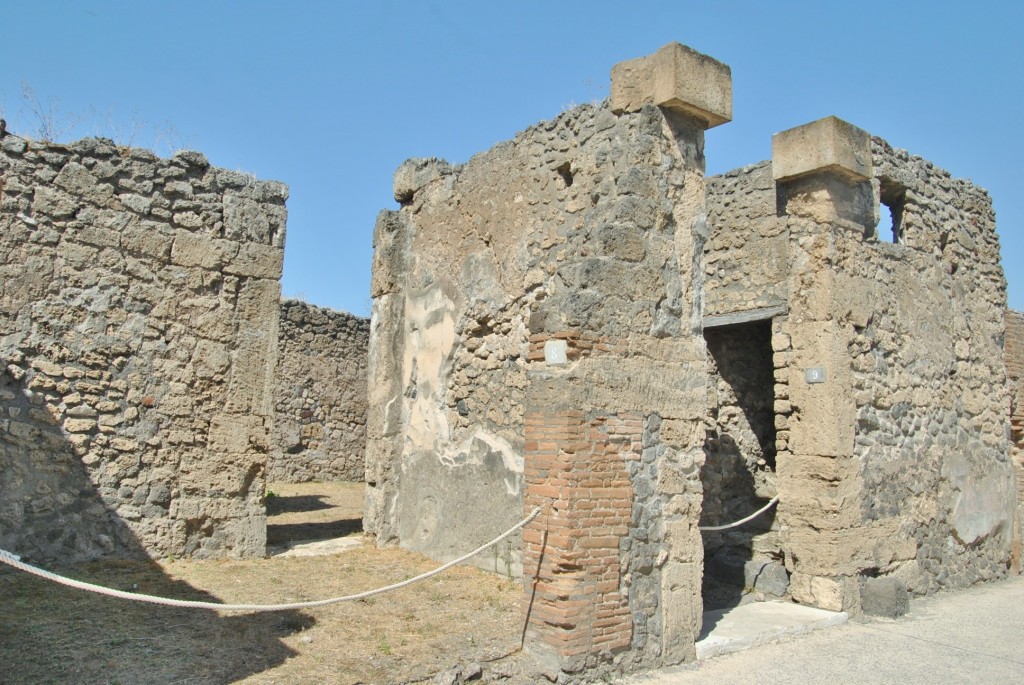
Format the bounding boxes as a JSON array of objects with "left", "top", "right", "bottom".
[
  {"left": 0, "top": 507, "right": 541, "bottom": 613},
  {"left": 699, "top": 495, "right": 779, "bottom": 531}
]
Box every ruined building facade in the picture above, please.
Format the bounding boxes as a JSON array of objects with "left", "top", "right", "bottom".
[
  {"left": 0, "top": 40, "right": 1016, "bottom": 681},
  {"left": 365, "top": 44, "right": 1015, "bottom": 675}
]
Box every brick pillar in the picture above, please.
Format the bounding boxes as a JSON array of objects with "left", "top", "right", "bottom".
[{"left": 522, "top": 409, "right": 640, "bottom": 670}]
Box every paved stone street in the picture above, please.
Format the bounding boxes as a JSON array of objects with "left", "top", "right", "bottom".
[{"left": 625, "top": 575, "right": 1024, "bottom": 684}]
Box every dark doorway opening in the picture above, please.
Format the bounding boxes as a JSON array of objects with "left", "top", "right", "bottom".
[{"left": 700, "top": 319, "right": 782, "bottom": 611}]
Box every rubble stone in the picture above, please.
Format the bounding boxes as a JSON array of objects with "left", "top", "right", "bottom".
[
  {"left": 0, "top": 136, "right": 285, "bottom": 562},
  {"left": 270, "top": 299, "right": 368, "bottom": 483}
]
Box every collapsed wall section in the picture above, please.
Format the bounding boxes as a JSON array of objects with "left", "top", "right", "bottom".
[
  {"left": 0, "top": 134, "right": 286, "bottom": 562},
  {"left": 271, "top": 299, "right": 368, "bottom": 482}
]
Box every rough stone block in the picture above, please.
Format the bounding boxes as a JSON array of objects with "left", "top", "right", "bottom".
[
  {"left": 772, "top": 116, "right": 872, "bottom": 183},
  {"left": 32, "top": 186, "right": 79, "bottom": 218},
  {"left": 789, "top": 572, "right": 844, "bottom": 611},
  {"left": 170, "top": 230, "right": 239, "bottom": 270},
  {"left": 223, "top": 194, "right": 272, "bottom": 244},
  {"left": 861, "top": 576, "right": 909, "bottom": 618},
  {"left": 611, "top": 42, "right": 732, "bottom": 128},
  {"left": 223, "top": 242, "right": 284, "bottom": 279},
  {"left": 208, "top": 414, "right": 268, "bottom": 454},
  {"left": 393, "top": 157, "right": 454, "bottom": 203}
]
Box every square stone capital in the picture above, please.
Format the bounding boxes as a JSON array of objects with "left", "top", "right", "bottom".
[
  {"left": 611, "top": 43, "right": 732, "bottom": 129},
  {"left": 772, "top": 116, "right": 872, "bottom": 183}
]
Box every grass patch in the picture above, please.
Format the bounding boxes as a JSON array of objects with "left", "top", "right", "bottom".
[{"left": 1, "top": 482, "right": 522, "bottom": 684}]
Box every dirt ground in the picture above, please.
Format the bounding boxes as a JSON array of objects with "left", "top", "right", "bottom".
[{"left": 0, "top": 482, "right": 523, "bottom": 685}]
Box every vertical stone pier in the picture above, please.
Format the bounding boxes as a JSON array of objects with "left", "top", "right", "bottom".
[
  {"left": 521, "top": 43, "right": 731, "bottom": 676},
  {"left": 770, "top": 116, "right": 876, "bottom": 610}
]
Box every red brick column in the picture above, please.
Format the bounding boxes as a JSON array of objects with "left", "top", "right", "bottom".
[{"left": 522, "top": 410, "right": 640, "bottom": 665}]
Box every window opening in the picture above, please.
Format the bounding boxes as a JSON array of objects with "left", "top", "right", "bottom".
[{"left": 878, "top": 179, "right": 907, "bottom": 244}]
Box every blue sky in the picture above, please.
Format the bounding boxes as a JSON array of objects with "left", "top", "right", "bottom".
[{"left": 2, "top": 1, "right": 1020, "bottom": 315}]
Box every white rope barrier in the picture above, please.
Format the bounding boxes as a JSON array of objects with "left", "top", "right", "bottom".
[
  {"left": 699, "top": 495, "right": 779, "bottom": 531},
  {"left": 0, "top": 507, "right": 541, "bottom": 613}
]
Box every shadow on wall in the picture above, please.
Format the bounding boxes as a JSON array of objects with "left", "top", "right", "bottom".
[
  {"left": 699, "top": 440, "right": 777, "bottom": 612},
  {"left": 0, "top": 368, "right": 308, "bottom": 683}
]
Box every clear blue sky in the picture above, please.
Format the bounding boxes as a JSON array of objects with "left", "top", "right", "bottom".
[{"left": 2, "top": 1, "right": 1020, "bottom": 316}]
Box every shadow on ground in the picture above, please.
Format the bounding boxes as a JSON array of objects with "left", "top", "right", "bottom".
[
  {"left": 0, "top": 366, "right": 308, "bottom": 684},
  {"left": 0, "top": 559, "right": 312, "bottom": 684},
  {"left": 267, "top": 517, "right": 363, "bottom": 545},
  {"left": 266, "top": 493, "right": 336, "bottom": 515},
  {"left": 266, "top": 491, "right": 364, "bottom": 546}
]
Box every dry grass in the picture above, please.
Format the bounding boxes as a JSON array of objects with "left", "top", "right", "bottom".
[{"left": 0, "top": 483, "right": 523, "bottom": 684}]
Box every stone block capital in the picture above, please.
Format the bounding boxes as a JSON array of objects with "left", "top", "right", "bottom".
[
  {"left": 611, "top": 43, "right": 732, "bottom": 129},
  {"left": 772, "top": 116, "right": 872, "bottom": 183}
]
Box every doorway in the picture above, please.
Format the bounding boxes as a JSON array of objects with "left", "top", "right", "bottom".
[{"left": 700, "top": 319, "right": 782, "bottom": 610}]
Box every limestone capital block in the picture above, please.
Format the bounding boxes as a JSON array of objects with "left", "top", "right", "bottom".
[
  {"left": 772, "top": 116, "right": 872, "bottom": 183},
  {"left": 610, "top": 43, "right": 732, "bottom": 128}
]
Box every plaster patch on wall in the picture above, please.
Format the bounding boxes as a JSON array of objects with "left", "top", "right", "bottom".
[
  {"left": 944, "top": 454, "right": 1015, "bottom": 547},
  {"left": 439, "top": 428, "right": 524, "bottom": 496},
  {"left": 402, "top": 284, "right": 457, "bottom": 455}
]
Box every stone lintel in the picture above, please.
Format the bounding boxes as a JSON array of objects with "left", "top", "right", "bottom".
[
  {"left": 772, "top": 116, "right": 872, "bottom": 183},
  {"left": 703, "top": 304, "right": 788, "bottom": 329},
  {"left": 611, "top": 43, "right": 733, "bottom": 129}
]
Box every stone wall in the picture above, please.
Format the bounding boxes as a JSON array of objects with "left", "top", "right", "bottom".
[
  {"left": 1007, "top": 308, "right": 1023, "bottom": 569},
  {"left": 704, "top": 161, "right": 788, "bottom": 317},
  {"left": 841, "top": 138, "right": 1012, "bottom": 599},
  {"left": 1008, "top": 309, "right": 1023, "bottom": 442},
  {"left": 703, "top": 118, "right": 1013, "bottom": 613},
  {"left": 0, "top": 133, "right": 286, "bottom": 562},
  {"left": 367, "top": 43, "right": 729, "bottom": 678},
  {"left": 270, "top": 299, "right": 368, "bottom": 483}
]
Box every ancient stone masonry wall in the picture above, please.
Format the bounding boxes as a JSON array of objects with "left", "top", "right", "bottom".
[
  {"left": 704, "top": 162, "right": 789, "bottom": 317},
  {"left": 703, "top": 120, "right": 1013, "bottom": 613},
  {"left": 367, "top": 91, "right": 715, "bottom": 677},
  {"left": 784, "top": 128, "right": 1012, "bottom": 611},
  {"left": 838, "top": 139, "right": 1012, "bottom": 599},
  {"left": 518, "top": 96, "right": 712, "bottom": 675},
  {"left": 271, "top": 299, "right": 368, "bottom": 483},
  {"left": 1006, "top": 308, "right": 1024, "bottom": 569},
  {"left": 364, "top": 44, "right": 736, "bottom": 678},
  {"left": 1008, "top": 310, "right": 1023, "bottom": 442},
  {"left": 0, "top": 133, "right": 286, "bottom": 562}
]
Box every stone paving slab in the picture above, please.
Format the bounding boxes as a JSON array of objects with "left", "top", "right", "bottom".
[
  {"left": 624, "top": 576, "right": 1024, "bottom": 684},
  {"left": 696, "top": 601, "right": 848, "bottom": 660},
  {"left": 268, "top": 536, "right": 363, "bottom": 558}
]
